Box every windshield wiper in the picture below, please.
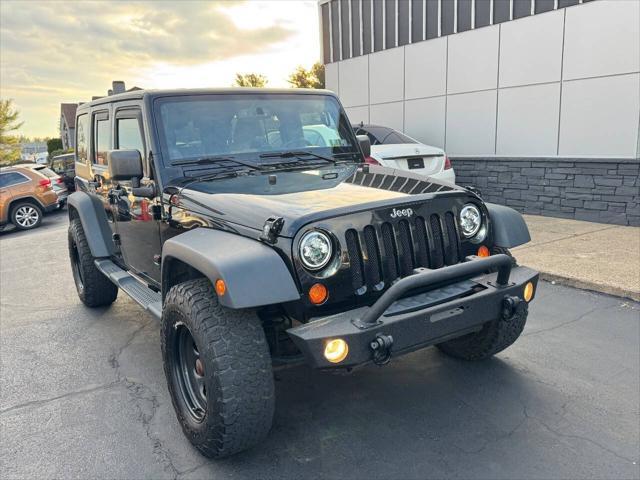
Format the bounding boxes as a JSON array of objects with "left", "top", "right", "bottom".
[
  {"left": 259, "top": 150, "right": 338, "bottom": 165},
  {"left": 171, "top": 155, "right": 261, "bottom": 171}
]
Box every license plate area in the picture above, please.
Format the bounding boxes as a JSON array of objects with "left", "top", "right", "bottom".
[{"left": 407, "top": 158, "right": 425, "bottom": 169}]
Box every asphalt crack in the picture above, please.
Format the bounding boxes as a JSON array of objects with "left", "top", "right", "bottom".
[
  {"left": 0, "top": 382, "right": 120, "bottom": 416},
  {"left": 108, "top": 318, "right": 180, "bottom": 479},
  {"left": 523, "top": 303, "right": 613, "bottom": 337}
]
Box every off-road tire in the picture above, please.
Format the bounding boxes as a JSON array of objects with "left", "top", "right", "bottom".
[
  {"left": 11, "top": 201, "right": 42, "bottom": 230},
  {"left": 161, "top": 278, "right": 275, "bottom": 458},
  {"left": 437, "top": 301, "right": 528, "bottom": 361},
  {"left": 68, "top": 219, "right": 118, "bottom": 307},
  {"left": 491, "top": 246, "right": 517, "bottom": 267}
]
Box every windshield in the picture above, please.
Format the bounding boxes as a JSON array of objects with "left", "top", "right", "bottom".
[{"left": 155, "top": 94, "right": 358, "bottom": 165}]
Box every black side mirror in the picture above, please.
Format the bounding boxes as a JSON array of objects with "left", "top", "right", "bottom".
[
  {"left": 356, "top": 135, "right": 371, "bottom": 158},
  {"left": 107, "top": 149, "right": 143, "bottom": 181}
]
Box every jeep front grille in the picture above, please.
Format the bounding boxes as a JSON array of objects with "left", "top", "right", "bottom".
[{"left": 345, "top": 213, "right": 462, "bottom": 293}]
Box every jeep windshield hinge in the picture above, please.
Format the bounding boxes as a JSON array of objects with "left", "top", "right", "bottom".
[{"left": 260, "top": 216, "right": 285, "bottom": 244}]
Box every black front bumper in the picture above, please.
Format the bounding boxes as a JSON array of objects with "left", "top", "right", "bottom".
[{"left": 287, "top": 255, "right": 538, "bottom": 369}]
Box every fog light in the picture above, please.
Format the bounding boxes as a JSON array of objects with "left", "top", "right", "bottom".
[
  {"left": 324, "top": 339, "right": 349, "bottom": 363},
  {"left": 524, "top": 282, "right": 534, "bottom": 302},
  {"left": 477, "top": 245, "right": 490, "bottom": 257},
  {"left": 215, "top": 279, "right": 226, "bottom": 296},
  {"left": 308, "top": 283, "right": 328, "bottom": 305}
]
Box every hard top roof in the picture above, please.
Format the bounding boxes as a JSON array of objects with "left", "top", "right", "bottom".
[{"left": 78, "top": 87, "right": 337, "bottom": 111}]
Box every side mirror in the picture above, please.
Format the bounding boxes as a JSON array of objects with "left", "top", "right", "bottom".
[
  {"left": 107, "top": 150, "right": 143, "bottom": 181},
  {"left": 356, "top": 135, "right": 371, "bottom": 158}
]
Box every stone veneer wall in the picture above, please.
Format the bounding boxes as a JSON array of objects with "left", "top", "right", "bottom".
[{"left": 451, "top": 158, "right": 639, "bottom": 226}]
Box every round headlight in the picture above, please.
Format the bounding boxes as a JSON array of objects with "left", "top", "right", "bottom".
[
  {"left": 460, "top": 204, "right": 482, "bottom": 238},
  {"left": 299, "top": 230, "right": 333, "bottom": 270}
]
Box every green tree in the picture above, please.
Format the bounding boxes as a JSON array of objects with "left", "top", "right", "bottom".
[
  {"left": 287, "top": 62, "right": 325, "bottom": 89},
  {"left": 0, "top": 99, "right": 23, "bottom": 165},
  {"left": 47, "top": 138, "right": 63, "bottom": 155},
  {"left": 233, "top": 73, "right": 268, "bottom": 87}
]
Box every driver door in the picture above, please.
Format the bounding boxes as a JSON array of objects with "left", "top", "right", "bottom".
[{"left": 110, "top": 105, "right": 162, "bottom": 284}]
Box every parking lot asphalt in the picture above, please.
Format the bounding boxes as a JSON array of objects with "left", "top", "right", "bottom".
[{"left": 1, "top": 211, "right": 638, "bottom": 480}]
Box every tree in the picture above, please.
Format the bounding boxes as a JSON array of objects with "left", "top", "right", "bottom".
[
  {"left": 233, "top": 73, "right": 268, "bottom": 87},
  {"left": 0, "top": 99, "right": 23, "bottom": 165},
  {"left": 287, "top": 62, "right": 325, "bottom": 89},
  {"left": 47, "top": 138, "right": 63, "bottom": 155}
]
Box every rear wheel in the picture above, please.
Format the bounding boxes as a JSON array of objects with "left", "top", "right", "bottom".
[
  {"left": 161, "top": 278, "right": 275, "bottom": 458},
  {"left": 68, "top": 219, "right": 118, "bottom": 307},
  {"left": 11, "top": 202, "right": 42, "bottom": 230}
]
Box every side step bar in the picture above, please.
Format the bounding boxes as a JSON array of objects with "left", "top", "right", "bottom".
[{"left": 94, "top": 259, "right": 162, "bottom": 319}]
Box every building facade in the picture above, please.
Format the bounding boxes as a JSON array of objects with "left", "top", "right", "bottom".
[
  {"left": 60, "top": 103, "right": 78, "bottom": 150},
  {"left": 320, "top": 0, "right": 640, "bottom": 225}
]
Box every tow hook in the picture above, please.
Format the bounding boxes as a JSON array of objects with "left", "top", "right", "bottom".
[
  {"left": 502, "top": 295, "right": 522, "bottom": 319},
  {"left": 370, "top": 334, "right": 394, "bottom": 365}
]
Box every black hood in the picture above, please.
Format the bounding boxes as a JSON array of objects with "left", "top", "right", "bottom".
[{"left": 172, "top": 164, "right": 467, "bottom": 237}]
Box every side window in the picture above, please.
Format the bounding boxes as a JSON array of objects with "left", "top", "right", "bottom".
[
  {"left": 0, "top": 172, "right": 28, "bottom": 188},
  {"left": 76, "top": 114, "right": 89, "bottom": 164},
  {"left": 94, "top": 116, "right": 110, "bottom": 165},
  {"left": 116, "top": 117, "right": 144, "bottom": 155}
]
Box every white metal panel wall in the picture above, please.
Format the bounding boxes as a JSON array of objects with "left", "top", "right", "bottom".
[{"left": 329, "top": 0, "right": 640, "bottom": 158}]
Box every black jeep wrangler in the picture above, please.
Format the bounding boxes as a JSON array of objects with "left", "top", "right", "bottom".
[{"left": 67, "top": 88, "right": 538, "bottom": 458}]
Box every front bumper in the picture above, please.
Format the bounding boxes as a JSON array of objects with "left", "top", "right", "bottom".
[{"left": 287, "top": 255, "right": 538, "bottom": 369}]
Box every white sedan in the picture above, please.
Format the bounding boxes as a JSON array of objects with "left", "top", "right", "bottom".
[{"left": 352, "top": 124, "right": 455, "bottom": 184}]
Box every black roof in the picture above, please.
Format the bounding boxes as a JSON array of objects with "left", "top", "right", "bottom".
[{"left": 78, "top": 88, "right": 337, "bottom": 111}]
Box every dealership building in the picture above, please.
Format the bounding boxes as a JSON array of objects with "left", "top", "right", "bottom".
[{"left": 319, "top": 0, "right": 639, "bottom": 225}]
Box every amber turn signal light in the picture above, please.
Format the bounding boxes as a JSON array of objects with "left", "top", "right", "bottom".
[
  {"left": 215, "top": 279, "right": 226, "bottom": 296},
  {"left": 524, "top": 282, "right": 534, "bottom": 302},
  {"left": 308, "top": 283, "right": 328, "bottom": 305},
  {"left": 477, "top": 245, "right": 490, "bottom": 257}
]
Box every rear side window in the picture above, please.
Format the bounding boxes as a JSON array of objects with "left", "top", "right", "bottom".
[
  {"left": 76, "top": 114, "right": 89, "bottom": 164},
  {"left": 0, "top": 172, "right": 29, "bottom": 188},
  {"left": 94, "top": 117, "right": 110, "bottom": 165},
  {"left": 117, "top": 117, "right": 144, "bottom": 154},
  {"left": 356, "top": 126, "right": 417, "bottom": 145}
]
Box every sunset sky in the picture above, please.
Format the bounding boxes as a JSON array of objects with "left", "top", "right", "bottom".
[{"left": 0, "top": 1, "right": 321, "bottom": 138}]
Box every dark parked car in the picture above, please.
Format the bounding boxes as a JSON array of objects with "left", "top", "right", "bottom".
[
  {"left": 50, "top": 153, "right": 76, "bottom": 192},
  {"left": 67, "top": 87, "right": 538, "bottom": 459}
]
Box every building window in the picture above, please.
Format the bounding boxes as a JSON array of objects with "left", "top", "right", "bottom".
[
  {"left": 426, "top": 0, "right": 439, "bottom": 39},
  {"left": 341, "top": 0, "right": 351, "bottom": 59},
  {"left": 321, "top": 3, "right": 331, "bottom": 63},
  {"left": 411, "top": 0, "right": 424, "bottom": 43},
  {"left": 351, "top": 0, "right": 362, "bottom": 56},
  {"left": 373, "top": 0, "right": 384, "bottom": 51},
  {"left": 441, "top": 0, "right": 455, "bottom": 35},
  {"left": 385, "top": 0, "right": 397, "bottom": 49},
  {"left": 331, "top": 0, "right": 341, "bottom": 61},
  {"left": 362, "top": 0, "right": 373, "bottom": 54}
]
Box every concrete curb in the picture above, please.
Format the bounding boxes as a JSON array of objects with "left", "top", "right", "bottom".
[{"left": 538, "top": 272, "right": 640, "bottom": 303}]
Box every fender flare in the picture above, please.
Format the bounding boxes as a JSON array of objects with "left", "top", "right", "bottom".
[
  {"left": 162, "top": 228, "right": 300, "bottom": 309},
  {"left": 486, "top": 203, "right": 531, "bottom": 248},
  {"left": 67, "top": 191, "right": 116, "bottom": 258}
]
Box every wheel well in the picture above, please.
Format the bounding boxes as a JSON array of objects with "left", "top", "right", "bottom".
[
  {"left": 162, "top": 257, "right": 208, "bottom": 300},
  {"left": 8, "top": 197, "right": 44, "bottom": 215}
]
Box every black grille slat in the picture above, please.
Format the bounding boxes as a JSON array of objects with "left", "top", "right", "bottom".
[
  {"left": 444, "top": 212, "right": 461, "bottom": 265},
  {"left": 345, "top": 229, "right": 365, "bottom": 290},
  {"left": 381, "top": 222, "right": 399, "bottom": 282},
  {"left": 414, "top": 217, "right": 430, "bottom": 268},
  {"left": 397, "top": 220, "right": 414, "bottom": 276},
  {"left": 345, "top": 210, "right": 460, "bottom": 292},
  {"left": 429, "top": 214, "right": 445, "bottom": 268},
  {"left": 363, "top": 225, "right": 382, "bottom": 287}
]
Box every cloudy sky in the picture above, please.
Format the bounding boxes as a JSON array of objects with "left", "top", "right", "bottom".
[{"left": 0, "top": 1, "right": 320, "bottom": 138}]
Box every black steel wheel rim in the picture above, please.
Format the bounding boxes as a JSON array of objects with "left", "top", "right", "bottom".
[
  {"left": 173, "top": 325, "right": 207, "bottom": 422},
  {"left": 70, "top": 239, "right": 84, "bottom": 292}
]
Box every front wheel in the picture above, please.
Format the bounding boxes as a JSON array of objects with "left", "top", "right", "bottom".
[
  {"left": 161, "top": 278, "right": 275, "bottom": 458},
  {"left": 437, "top": 301, "right": 528, "bottom": 360}
]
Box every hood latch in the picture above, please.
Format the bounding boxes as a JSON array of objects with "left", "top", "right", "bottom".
[{"left": 260, "top": 216, "right": 285, "bottom": 244}]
